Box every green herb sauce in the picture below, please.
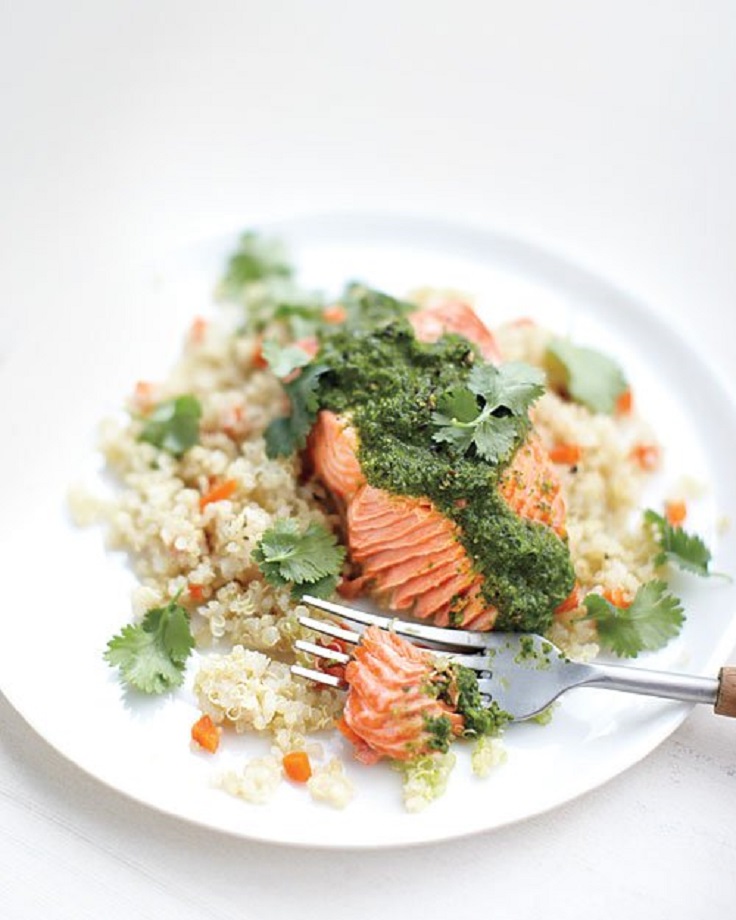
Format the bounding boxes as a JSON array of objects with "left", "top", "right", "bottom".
[
  {"left": 423, "top": 713, "right": 454, "bottom": 753},
  {"left": 315, "top": 320, "right": 575, "bottom": 632},
  {"left": 433, "top": 662, "right": 511, "bottom": 737}
]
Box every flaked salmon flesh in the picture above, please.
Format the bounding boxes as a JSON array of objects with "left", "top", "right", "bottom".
[{"left": 342, "top": 625, "right": 464, "bottom": 763}]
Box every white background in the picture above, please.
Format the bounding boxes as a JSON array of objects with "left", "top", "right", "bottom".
[{"left": 1, "top": 2, "right": 735, "bottom": 918}]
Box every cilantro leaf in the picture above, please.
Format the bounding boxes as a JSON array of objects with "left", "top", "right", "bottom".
[
  {"left": 272, "top": 301, "right": 329, "bottom": 340},
  {"left": 252, "top": 519, "right": 346, "bottom": 598},
  {"left": 104, "top": 598, "right": 195, "bottom": 694},
  {"left": 468, "top": 361, "right": 546, "bottom": 415},
  {"left": 431, "top": 417, "right": 477, "bottom": 454},
  {"left": 296, "top": 571, "right": 342, "bottom": 600},
  {"left": 431, "top": 360, "right": 544, "bottom": 464},
  {"left": 340, "top": 282, "right": 415, "bottom": 329},
  {"left": 218, "top": 233, "right": 330, "bottom": 338},
  {"left": 263, "top": 416, "right": 297, "bottom": 459},
  {"left": 644, "top": 509, "right": 714, "bottom": 577},
  {"left": 472, "top": 414, "right": 523, "bottom": 464},
  {"left": 437, "top": 386, "right": 480, "bottom": 424},
  {"left": 261, "top": 340, "right": 313, "bottom": 378},
  {"left": 431, "top": 388, "right": 483, "bottom": 453},
  {"left": 139, "top": 395, "right": 202, "bottom": 457},
  {"left": 464, "top": 364, "right": 502, "bottom": 402},
  {"left": 264, "top": 363, "right": 329, "bottom": 457},
  {"left": 218, "top": 231, "right": 292, "bottom": 299},
  {"left": 545, "top": 339, "right": 628, "bottom": 414},
  {"left": 582, "top": 580, "right": 685, "bottom": 658}
]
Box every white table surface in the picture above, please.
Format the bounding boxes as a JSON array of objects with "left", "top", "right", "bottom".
[{"left": 1, "top": 2, "right": 735, "bottom": 917}]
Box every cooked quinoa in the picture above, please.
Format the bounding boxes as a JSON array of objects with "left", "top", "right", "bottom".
[
  {"left": 495, "top": 320, "right": 659, "bottom": 657},
  {"left": 74, "top": 284, "right": 667, "bottom": 809}
]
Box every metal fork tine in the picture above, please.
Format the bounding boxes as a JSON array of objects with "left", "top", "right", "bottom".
[
  {"left": 298, "top": 614, "right": 361, "bottom": 644},
  {"left": 297, "top": 621, "right": 494, "bottom": 674},
  {"left": 431, "top": 652, "right": 495, "bottom": 671},
  {"left": 295, "top": 639, "right": 351, "bottom": 664},
  {"left": 290, "top": 664, "right": 345, "bottom": 688},
  {"left": 300, "top": 594, "right": 490, "bottom": 651}
]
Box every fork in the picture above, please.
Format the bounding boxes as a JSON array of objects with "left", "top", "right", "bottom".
[{"left": 291, "top": 595, "right": 736, "bottom": 721}]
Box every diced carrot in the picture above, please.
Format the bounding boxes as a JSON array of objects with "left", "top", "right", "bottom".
[
  {"left": 191, "top": 714, "right": 220, "bottom": 753},
  {"left": 133, "top": 380, "right": 156, "bottom": 413},
  {"left": 548, "top": 443, "right": 583, "bottom": 465},
  {"left": 282, "top": 751, "right": 312, "bottom": 783},
  {"left": 510, "top": 317, "right": 536, "bottom": 328},
  {"left": 603, "top": 587, "right": 631, "bottom": 608},
  {"left": 316, "top": 638, "right": 348, "bottom": 681},
  {"left": 665, "top": 500, "right": 687, "bottom": 527},
  {"left": 319, "top": 638, "right": 348, "bottom": 655},
  {"left": 188, "top": 583, "right": 205, "bottom": 601},
  {"left": 629, "top": 443, "right": 661, "bottom": 471},
  {"left": 252, "top": 335, "right": 269, "bottom": 369},
  {"left": 555, "top": 583, "right": 581, "bottom": 614},
  {"left": 199, "top": 479, "right": 238, "bottom": 511},
  {"left": 189, "top": 316, "right": 208, "bottom": 344},
  {"left": 135, "top": 380, "right": 153, "bottom": 401},
  {"left": 322, "top": 304, "right": 347, "bottom": 324},
  {"left": 615, "top": 388, "right": 633, "bottom": 416}
]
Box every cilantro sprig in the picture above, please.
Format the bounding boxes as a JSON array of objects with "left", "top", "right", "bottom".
[
  {"left": 218, "top": 231, "right": 293, "bottom": 298},
  {"left": 104, "top": 597, "right": 195, "bottom": 694},
  {"left": 644, "top": 509, "right": 722, "bottom": 578},
  {"left": 431, "top": 361, "right": 545, "bottom": 464},
  {"left": 264, "top": 363, "right": 329, "bottom": 457},
  {"left": 269, "top": 301, "right": 330, "bottom": 340},
  {"left": 138, "top": 395, "right": 202, "bottom": 457},
  {"left": 260, "top": 340, "right": 313, "bottom": 378},
  {"left": 217, "top": 232, "right": 329, "bottom": 337},
  {"left": 252, "top": 519, "right": 346, "bottom": 599},
  {"left": 582, "top": 580, "right": 685, "bottom": 658},
  {"left": 545, "top": 339, "right": 628, "bottom": 414}
]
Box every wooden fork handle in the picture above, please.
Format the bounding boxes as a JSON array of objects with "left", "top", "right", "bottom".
[{"left": 715, "top": 668, "right": 736, "bottom": 717}]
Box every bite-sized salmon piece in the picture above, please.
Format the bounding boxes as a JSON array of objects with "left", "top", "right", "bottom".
[
  {"left": 409, "top": 301, "right": 503, "bottom": 363},
  {"left": 342, "top": 626, "right": 464, "bottom": 763}
]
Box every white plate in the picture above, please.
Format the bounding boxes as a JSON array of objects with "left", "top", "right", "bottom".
[{"left": 2, "top": 213, "right": 736, "bottom": 849}]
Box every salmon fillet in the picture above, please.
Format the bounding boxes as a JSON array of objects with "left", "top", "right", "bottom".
[{"left": 306, "top": 301, "right": 570, "bottom": 630}]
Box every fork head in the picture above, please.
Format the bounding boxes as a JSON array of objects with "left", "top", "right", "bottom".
[{"left": 291, "top": 596, "right": 592, "bottom": 720}]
